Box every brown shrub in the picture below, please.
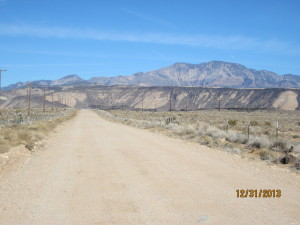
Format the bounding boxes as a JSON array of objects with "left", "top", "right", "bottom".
[
  {"left": 270, "top": 140, "right": 288, "bottom": 152},
  {"left": 259, "top": 149, "right": 271, "bottom": 160}
]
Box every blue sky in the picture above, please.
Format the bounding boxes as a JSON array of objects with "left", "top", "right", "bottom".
[{"left": 0, "top": 0, "right": 300, "bottom": 86}]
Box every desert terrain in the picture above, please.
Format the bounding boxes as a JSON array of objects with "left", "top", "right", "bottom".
[{"left": 0, "top": 110, "right": 299, "bottom": 225}]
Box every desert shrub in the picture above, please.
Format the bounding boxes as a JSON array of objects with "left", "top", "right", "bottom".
[
  {"left": 250, "top": 121, "right": 259, "bottom": 126},
  {"left": 280, "top": 153, "right": 296, "bottom": 164},
  {"left": 270, "top": 140, "right": 288, "bottom": 152},
  {"left": 265, "top": 121, "right": 271, "bottom": 126},
  {"left": 292, "top": 135, "right": 300, "bottom": 139},
  {"left": 226, "top": 132, "right": 248, "bottom": 144},
  {"left": 166, "top": 123, "right": 180, "bottom": 130},
  {"left": 29, "top": 126, "right": 38, "bottom": 131},
  {"left": 247, "top": 136, "right": 270, "bottom": 149},
  {"left": 199, "top": 136, "right": 212, "bottom": 145},
  {"left": 296, "top": 122, "right": 300, "bottom": 126},
  {"left": 138, "top": 121, "right": 161, "bottom": 129},
  {"left": 206, "top": 126, "right": 226, "bottom": 138},
  {"left": 294, "top": 158, "right": 300, "bottom": 170},
  {"left": 228, "top": 119, "right": 237, "bottom": 127},
  {"left": 176, "top": 126, "right": 195, "bottom": 136},
  {"left": 259, "top": 149, "right": 271, "bottom": 160},
  {"left": 25, "top": 141, "right": 35, "bottom": 151},
  {"left": 249, "top": 140, "right": 261, "bottom": 149}
]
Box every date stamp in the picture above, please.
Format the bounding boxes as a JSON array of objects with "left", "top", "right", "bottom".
[{"left": 236, "top": 189, "right": 281, "bottom": 198}]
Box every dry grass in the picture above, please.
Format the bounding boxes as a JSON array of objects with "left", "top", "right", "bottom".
[
  {"left": 0, "top": 109, "right": 77, "bottom": 153},
  {"left": 96, "top": 109, "right": 300, "bottom": 170}
]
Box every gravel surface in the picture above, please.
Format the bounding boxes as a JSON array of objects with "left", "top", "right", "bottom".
[{"left": 0, "top": 110, "right": 299, "bottom": 225}]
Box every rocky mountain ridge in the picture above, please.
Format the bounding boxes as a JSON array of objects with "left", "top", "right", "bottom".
[
  {"left": 4, "top": 74, "right": 87, "bottom": 90},
  {"left": 4, "top": 61, "right": 300, "bottom": 89}
]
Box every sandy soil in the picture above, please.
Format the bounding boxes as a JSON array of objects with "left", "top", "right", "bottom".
[{"left": 0, "top": 110, "right": 299, "bottom": 225}]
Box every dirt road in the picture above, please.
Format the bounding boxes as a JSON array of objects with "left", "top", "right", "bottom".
[{"left": 0, "top": 110, "right": 299, "bottom": 225}]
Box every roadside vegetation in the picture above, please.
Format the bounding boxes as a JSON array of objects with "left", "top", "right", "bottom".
[
  {"left": 96, "top": 109, "right": 300, "bottom": 171},
  {"left": 0, "top": 108, "right": 77, "bottom": 153}
]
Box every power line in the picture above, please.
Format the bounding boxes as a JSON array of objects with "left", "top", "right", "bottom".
[
  {"left": 169, "top": 90, "right": 172, "bottom": 111},
  {"left": 186, "top": 97, "right": 188, "bottom": 111},
  {"left": 52, "top": 92, "right": 54, "bottom": 111}
]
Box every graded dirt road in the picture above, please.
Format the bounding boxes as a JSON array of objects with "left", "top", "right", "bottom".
[{"left": 0, "top": 110, "right": 299, "bottom": 225}]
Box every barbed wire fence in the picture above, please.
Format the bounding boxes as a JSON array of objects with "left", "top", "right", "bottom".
[{"left": 0, "top": 108, "right": 73, "bottom": 127}]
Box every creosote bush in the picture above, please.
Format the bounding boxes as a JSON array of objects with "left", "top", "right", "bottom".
[
  {"left": 228, "top": 119, "right": 237, "bottom": 127},
  {"left": 270, "top": 140, "right": 288, "bottom": 152},
  {"left": 265, "top": 121, "right": 271, "bottom": 126},
  {"left": 250, "top": 120, "right": 259, "bottom": 126},
  {"left": 259, "top": 149, "right": 271, "bottom": 160}
]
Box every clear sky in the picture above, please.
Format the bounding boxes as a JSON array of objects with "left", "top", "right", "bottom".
[{"left": 0, "top": 0, "right": 300, "bottom": 86}]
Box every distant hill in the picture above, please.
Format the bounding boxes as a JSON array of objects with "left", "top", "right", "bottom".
[
  {"left": 4, "top": 74, "right": 88, "bottom": 90},
  {"left": 4, "top": 61, "right": 300, "bottom": 89}
]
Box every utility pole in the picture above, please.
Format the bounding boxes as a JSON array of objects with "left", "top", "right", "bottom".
[
  {"left": 51, "top": 92, "right": 54, "bottom": 111},
  {"left": 185, "top": 97, "right": 188, "bottom": 111},
  {"left": 169, "top": 91, "right": 172, "bottom": 111},
  {"left": 43, "top": 89, "right": 46, "bottom": 112},
  {"left": 27, "top": 83, "right": 32, "bottom": 116},
  {"left": 0, "top": 69, "right": 7, "bottom": 91},
  {"left": 218, "top": 95, "right": 221, "bottom": 111},
  {"left": 142, "top": 98, "right": 144, "bottom": 112}
]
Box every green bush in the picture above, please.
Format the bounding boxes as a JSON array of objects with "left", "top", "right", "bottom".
[{"left": 228, "top": 119, "right": 237, "bottom": 127}]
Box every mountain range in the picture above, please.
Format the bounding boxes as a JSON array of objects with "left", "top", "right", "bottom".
[{"left": 4, "top": 61, "right": 300, "bottom": 89}]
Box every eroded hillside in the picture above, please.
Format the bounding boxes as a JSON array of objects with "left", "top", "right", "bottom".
[{"left": 1, "top": 86, "right": 299, "bottom": 111}]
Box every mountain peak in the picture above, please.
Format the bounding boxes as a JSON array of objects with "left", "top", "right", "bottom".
[
  {"left": 59, "top": 74, "right": 83, "bottom": 80},
  {"left": 51, "top": 74, "right": 84, "bottom": 86}
]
